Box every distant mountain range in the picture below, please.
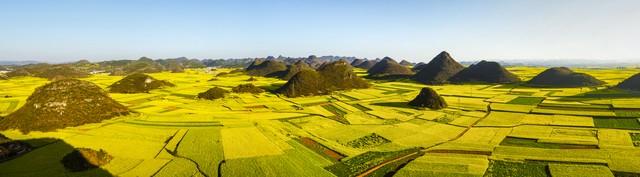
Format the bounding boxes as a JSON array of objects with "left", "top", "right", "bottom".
[
  {"left": 461, "top": 59, "right": 640, "bottom": 68},
  {"left": 1, "top": 57, "right": 639, "bottom": 68},
  {"left": 0, "top": 61, "right": 41, "bottom": 65}
]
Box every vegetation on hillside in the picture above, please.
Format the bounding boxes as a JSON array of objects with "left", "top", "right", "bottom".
[
  {"left": 276, "top": 60, "right": 369, "bottom": 97},
  {"left": 0, "top": 79, "right": 130, "bottom": 133},
  {"left": 4, "top": 64, "right": 89, "bottom": 80},
  {"left": 399, "top": 60, "right": 413, "bottom": 66},
  {"left": 245, "top": 60, "right": 287, "bottom": 76},
  {"left": 102, "top": 57, "right": 205, "bottom": 75},
  {"left": 276, "top": 70, "right": 326, "bottom": 97},
  {"left": 108, "top": 57, "right": 166, "bottom": 75},
  {"left": 197, "top": 87, "right": 229, "bottom": 100},
  {"left": 279, "top": 60, "right": 313, "bottom": 80},
  {"left": 232, "top": 84, "right": 264, "bottom": 94},
  {"left": 355, "top": 60, "right": 378, "bottom": 69},
  {"left": 367, "top": 57, "right": 414, "bottom": 77},
  {"left": 408, "top": 87, "right": 447, "bottom": 110},
  {"left": 413, "top": 51, "right": 464, "bottom": 84},
  {"left": 350, "top": 59, "right": 366, "bottom": 67},
  {"left": 318, "top": 60, "right": 370, "bottom": 90},
  {"left": 527, "top": 67, "right": 605, "bottom": 87},
  {"left": 109, "top": 73, "right": 175, "bottom": 93},
  {"left": 449, "top": 60, "right": 520, "bottom": 83}
]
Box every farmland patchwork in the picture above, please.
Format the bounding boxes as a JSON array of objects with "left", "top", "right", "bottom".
[{"left": 1, "top": 67, "right": 640, "bottom": 176}]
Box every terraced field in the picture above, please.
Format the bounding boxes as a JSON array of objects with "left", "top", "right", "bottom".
[{"left": 1, "top": 67, "right": 640, "bottom": 176}]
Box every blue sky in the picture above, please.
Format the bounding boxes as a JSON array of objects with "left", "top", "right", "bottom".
[{"left": 0, "top": 0, "right": 639, "bottom": 62}]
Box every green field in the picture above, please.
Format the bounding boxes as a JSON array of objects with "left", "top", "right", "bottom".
[
  {"left": 1, "top": 67, "right": 640, "bottom": 176},
  {"left": 594, "top": 117, "right": 640, "bottom": 130},
  {"left": 484, "top": 160, "right": 549, "bottom": 177}
]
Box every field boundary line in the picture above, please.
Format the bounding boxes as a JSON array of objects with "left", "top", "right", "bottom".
[{"left": 355, "top": 151, "right": 421, "bottom": 177}]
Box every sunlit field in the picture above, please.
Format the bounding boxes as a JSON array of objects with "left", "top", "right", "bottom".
[{"left": 1, "top": 66, "right": 640, "bottom": 177}]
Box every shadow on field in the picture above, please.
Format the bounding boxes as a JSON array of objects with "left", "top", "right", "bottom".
[
  {"left": 0, "top": 136, "right": 114, "bottom": 177},
  {"left": 370, "top": 102, "right": 411, "bottom": 109}
]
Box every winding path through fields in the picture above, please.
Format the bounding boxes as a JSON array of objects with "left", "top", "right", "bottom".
[{"left": 355, "top": 151, "right": 421, "bottom": 177}]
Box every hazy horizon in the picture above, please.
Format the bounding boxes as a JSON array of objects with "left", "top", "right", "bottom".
[{"left": 1, "top": 0, "right": 639, "bottom": 63}]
